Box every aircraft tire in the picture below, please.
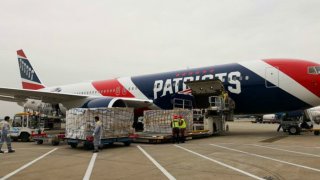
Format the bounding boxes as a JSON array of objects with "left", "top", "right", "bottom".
[
  {"left": 314, "top": 130, "right": 320, "bottom": 136},
  {"left": 20, "top": 133, "right": 30, "bottom": 142}
]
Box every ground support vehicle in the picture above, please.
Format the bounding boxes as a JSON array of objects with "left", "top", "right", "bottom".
[
  {"left": 65, "top": 108, "right": 134, "bottom": 150},
  {"left": 131, "top": 109, "right": 212, "bottom": 144},
  {"left": 279, "top": 111, "right": 319, "bottom": 135},
  {"left": 31, "top": 131, "right": 65, "bottom": 146},
  {"left": 131, "top": 130, "right": 211, "bottom": 144},
  {"left": 130, "top": 132, "right": 172, "bottom": 143},
  {"left": 187, "top": 130, "right": 212, "bottom": 139},
  {"left": 301, "top": 128, "right": 320, "bottom": 135},
  {"left": 10, "top": 112, "right": 41, "bottom": 142},
  {"left": 67, "top": 136, "right": 132, "bottom": 149},
  {"left": 10, "top": 112, "right": 64, "bottom": 142},
  {"left": 137, "top": 109, "right": 193, "bottom": 143}
]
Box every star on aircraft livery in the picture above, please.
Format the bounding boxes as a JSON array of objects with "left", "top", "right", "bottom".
[{"left": 0, "top": 49, "right": 320, "bottom": 115}]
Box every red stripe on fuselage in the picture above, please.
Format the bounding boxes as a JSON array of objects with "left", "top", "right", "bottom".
[
  {"left": 264, "top": 59, "right": 320, "bottom": 97},
  {"left": 22, "top": 82, "right": 45, "bottom": 90},
  {"left": 92, "top": 79, "right": 134, "bottom": 98}
]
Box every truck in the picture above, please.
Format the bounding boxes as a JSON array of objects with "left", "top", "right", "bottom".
[
  {"left": 65, "top": 108, "right": 134, "bottom": 149},
  {"left": 10, "top": 112, "right": 64, "bottom": 142},
  {"left": 10, "top": 112, "right": 41, "bottom": 142},
  {"left": 262, "top": 114, "right": 278, "bottom": 124}
]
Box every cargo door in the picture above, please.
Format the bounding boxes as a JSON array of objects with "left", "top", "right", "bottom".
[
  {"left": 185, "top": 79, "right": 225, "bottom": 109},
  {"left": 265, "top": 67, "right": 279, "bottom": 88}
]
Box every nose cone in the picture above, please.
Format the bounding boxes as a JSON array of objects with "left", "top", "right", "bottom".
[{"left": 264, "top": 58, "right": 320, "bottom": 105}]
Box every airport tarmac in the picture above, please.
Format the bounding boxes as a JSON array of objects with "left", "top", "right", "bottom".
[{"left": 1, "top": 121, "right": 320, "bottom": 180}]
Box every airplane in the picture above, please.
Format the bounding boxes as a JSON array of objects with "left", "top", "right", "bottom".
[{"left": 0, "top": 49, "right": 320, "bottom": 116}]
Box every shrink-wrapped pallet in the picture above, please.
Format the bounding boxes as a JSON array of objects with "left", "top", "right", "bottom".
[
  {"left": 65, "top": 108, "right": 134, "bottom": 140},
  {"left": 143, "top": 109, "right": 193, "bottom": 133}
]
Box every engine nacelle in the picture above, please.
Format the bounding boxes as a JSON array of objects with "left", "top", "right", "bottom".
[
  {"left": 82, "top": 97, "right": 127, "bottom": 108},
  {"left": 21, "top": 99, "right": 43, "bottom": 110}
]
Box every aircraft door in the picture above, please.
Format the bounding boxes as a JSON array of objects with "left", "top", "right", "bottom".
[{"left": 265, "top": 67, "right": 279, "bottom": 88}]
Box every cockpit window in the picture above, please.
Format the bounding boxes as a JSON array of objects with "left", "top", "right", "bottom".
[{"left": 308, "top": 66, "right": 320, "bottom": 74}]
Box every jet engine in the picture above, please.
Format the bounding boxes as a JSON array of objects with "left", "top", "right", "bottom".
[{"left": 82, "top": 97, "right": 127, "bottom": 108}]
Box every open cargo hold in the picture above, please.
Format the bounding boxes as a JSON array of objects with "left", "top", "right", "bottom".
[{"left": 65, "top": 107, "right": 134, "bottom": 149}]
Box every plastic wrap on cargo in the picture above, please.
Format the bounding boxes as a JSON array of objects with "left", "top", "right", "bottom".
[
  {"left": 143, "top": 109, "right": 193, "bottom": 133},
  {"left": 65, "top": 108, "right": 134, "bottom": 140}
]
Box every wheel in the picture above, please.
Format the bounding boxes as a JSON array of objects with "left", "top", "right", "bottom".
[
  {"left": 70, "top": 143, "right": 78, "bottom": 148},
  {"left": 51, "top": 140, "right": 60, "bottom": 146},
  {"left": 124, "top": 141, "right": 131, "bottom": 146},
  {"left": 84, "top": 142, "right": 94, "bottom": 150},
  {"left": 20, "top": 133, "right": 30, "bottom": 142},
  {"left": 314, "top": 130, "right": 320, "bottom": 136},
  {"left": 288, "top": 126, "right": 300, "bottom": 135},
  {"left": 37, "top": 140, "right": 44, "bottom": 144}
]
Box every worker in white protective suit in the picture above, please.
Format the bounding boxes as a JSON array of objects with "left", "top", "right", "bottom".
[
  {"left": 0, "top": 116, "right": 15, "bottom": 153},
  {"left": 92, "top": 116, "right": 102, "bottom": 153}
]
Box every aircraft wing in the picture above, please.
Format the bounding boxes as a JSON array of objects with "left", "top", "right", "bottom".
[
  {"left": 0, "top": 87, "right": 153, "bottom": 108},
  {"left": 0, "top": 87, "right": 87, "bottom": 103}
]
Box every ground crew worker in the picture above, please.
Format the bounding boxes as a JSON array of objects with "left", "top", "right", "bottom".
[
  {"left": 92, "top": 116, "right": 102, "bottom": 153},
  {"left": 222, "top": 91, "right": 228, "bottom": 108},
  {"left": 179, "top": 115, "right": 187, "bottom": 143},
  {"left": 0, "top": 116, "right": 15, "bottom": 153},
  {"left": 171, "top": 115, "right": 180, "bottom": 143}
]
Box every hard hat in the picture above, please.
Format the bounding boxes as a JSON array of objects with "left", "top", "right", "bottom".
[
  {"left": 173, "top": 115, "right": 178, "bottom": 119},
  {"left": 179, "top": 115, "right": 183, "bottom": 119}
]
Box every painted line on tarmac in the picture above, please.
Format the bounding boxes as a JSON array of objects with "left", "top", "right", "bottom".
[
  {"left": 137, "top": 146, "right": 176, "bottom": 180},
  {"left": 13, "top": 148, "right": 54, "bottom": 150},
  {"left": 175, "top": 145, "right": 264, "bottom": 180},
  {"left": 251, "top": 144, "right": 320, "bottom": 158},
  {"left": 264, "top": 144, "right": 320, "bottom": 149},
  {"left": 211, "top": 144, "right": 320, "bottom": 173},
  {"left": 0, "top": 148, "right": 58, "bottom": 180},
  {"left": 83, "top": 153, "right": 98, "bottom": 180},
  {"left": 216, "top": 143, "right": 320, "bottom": 149}
]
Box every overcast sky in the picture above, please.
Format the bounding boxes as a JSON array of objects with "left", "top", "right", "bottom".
[{"left": 1, "top": 0, "right": 320, "bottom": 118}]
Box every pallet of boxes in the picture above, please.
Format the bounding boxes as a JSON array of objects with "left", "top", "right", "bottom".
[
  {"left": 132, "top": 109, "right": 193, "bottom": 143},
  {"left": 65, "top": 107, "right": 134, "bottom": 149}
]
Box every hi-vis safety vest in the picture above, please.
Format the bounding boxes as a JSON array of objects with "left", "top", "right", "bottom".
[
  {"left": 180, "top": 119, "right": 186, "bottom": 129},
  {"left": 172, "top": 119, "right": 180, "bottom": 128}
]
